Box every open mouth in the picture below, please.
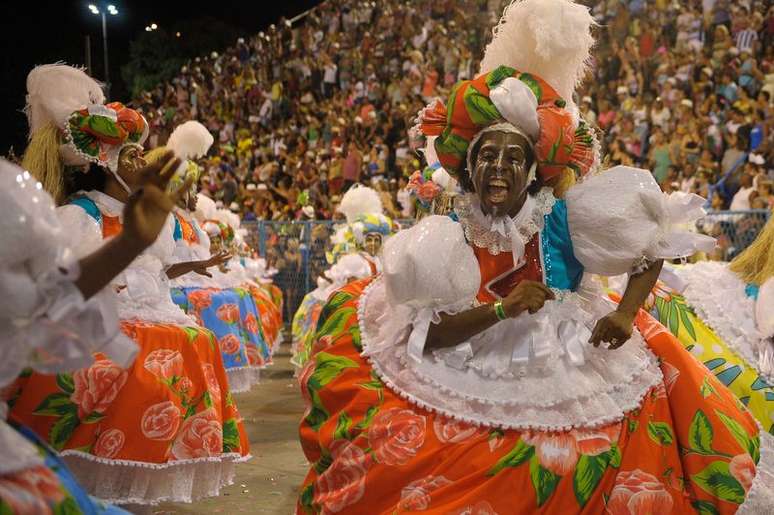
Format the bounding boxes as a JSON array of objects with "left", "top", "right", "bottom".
[{"left": 486, "top": 178, "right": 509, "bottom": 203}]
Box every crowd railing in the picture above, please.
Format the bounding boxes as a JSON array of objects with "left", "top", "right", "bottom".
[{"left": 242, "top": 210, "right": 770, "bottom": 320}]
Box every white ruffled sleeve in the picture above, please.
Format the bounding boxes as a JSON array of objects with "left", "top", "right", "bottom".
[
  {"left": 372, "top": 215, "right": 480, "bottom": 363},
  {"left": 0, "top": 164, "right": 135, "bottom": 389},
  {"left": 57, "top": 204, "right": 105, "bottom": 258},
  {"left": 115, "top": 217, "right": 198, "bottom": 326},
  {"left": 148, "top": 215, "right": 177, "bottom": 267},
  {"left": 566, "top": 166, "right": 716, "bottom": 276},
  {"left": 171, "top": 237, "right": 192, "bottom": 265}
]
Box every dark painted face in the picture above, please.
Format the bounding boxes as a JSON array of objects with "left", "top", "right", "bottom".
[
  {"left": 116, "top": 145, "right": 147, "bottom": 190},
  {"left": 364, "top": 233, "right": 383, "bottom": 256},
  {"left": 471, "top": 130, "right": 533, "bottom": 217}
]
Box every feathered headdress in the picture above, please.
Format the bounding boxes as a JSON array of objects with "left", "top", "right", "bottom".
[
  {"left": 214, "top": 207, "right": 241, "bottom": 232},
  {"left": 22, "top": 64, "right": 106, "bottom": 203},
  {"left": 167, "top": 120, "right": 214, "bottom": 160},
  {"left": 151, "top": 120, "right": 214, "bottom": 193},
  {"left": 415, "top": 0, "right": 597, "bottom": 187},
  {"left": 479, "top": 0, "right": 596, "bottom": 115},
  {"left": 25, "top": 64, "right": 105, "bottom": 136},
  {"left": 337, "top": 185, "right": 383, "bottom": 224}
]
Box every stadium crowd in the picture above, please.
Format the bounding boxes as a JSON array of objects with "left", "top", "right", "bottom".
[{"left": 134, "top": 0, "right": 774, "bottom": 223}]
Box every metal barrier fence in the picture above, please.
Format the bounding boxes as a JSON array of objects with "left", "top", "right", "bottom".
[
  {"left": 243, "top": 210, "right": 770, "bottom": 321},
  {"left": 242, "top": 219, "right": 416, "bottom": 322},
  {"left": 697, "top": 209, "right": 770, "bottom": 261}
]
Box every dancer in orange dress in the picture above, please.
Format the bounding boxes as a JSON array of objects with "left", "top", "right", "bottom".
[
  {"left": 154, "top": 122, "right": 268, "bottom": 391},
  {"left": 296, "top": 1, "right": 774, "bottom": 513},
  {"left": 12, "top": 75, "right": 249, "bottom": 506},
  {"left": 1, "top": 76, "right": 192, "bottom": 512},
  {"left": 291, "top": 254, "right": 374, "bottom": 369},
  {"left": 197, "top": 204, "right": 282, "bottom": 360}
]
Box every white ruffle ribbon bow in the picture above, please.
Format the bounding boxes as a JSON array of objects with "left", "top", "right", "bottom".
[{"left": 643, "top": 190, "right": 716, "bottom": 259}]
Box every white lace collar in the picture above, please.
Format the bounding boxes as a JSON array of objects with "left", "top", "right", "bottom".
[
  {"left": 455, "top": 188, "right": 556, "bottom": 259},
  {"left": 84, "top": 190, "right": 124, "bottom": 219}
]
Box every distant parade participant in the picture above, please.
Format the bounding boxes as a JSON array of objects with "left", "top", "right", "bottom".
[
  {"left": 291, "top": 253, "right": 373, "bottom": 369},
  {"left": 336, "top": 185, "right": 396, "bottom": 274},
  {"left": 11, "top": 64, "right": 249, "bottom": 506},
  {"left": 296, "top": 1, "right": 774, "bottom": 513},
  {"left": 154, "top": 121, "right": 268, "bottom": 392},
  {"left": 1, "top": 66, "right": 194, "bottom": 513},
  {"left": 291, "top": 185, "right": 393, "bottom": 369},
  {"left": 640, "top": 217, "right": 774, "bottom": 432}
]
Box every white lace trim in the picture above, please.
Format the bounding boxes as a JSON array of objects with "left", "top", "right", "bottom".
[
  {"left": 737, "top": 426, "right": 774, "bottom": 514},
  {"left": 225, "top": 365, "right": 262, "bottom": 393},
  {"left": 61, "top": 451, "right": 251, "bottom": 506},
  {"left": 455, "top": 188, "right": 556, "bottom": 255},
  {"left": 679, "top": 263, "right": 770, "bottom": 382},
  {"left": 358, "top": 278, "right": 663, "bottom": 431}
]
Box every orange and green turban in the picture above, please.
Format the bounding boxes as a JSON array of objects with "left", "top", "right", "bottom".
[
  {"left": 419, "top": 65, "right": 594, "bottom": 183},
  {"left": 63, "top": 101, "right": 148, "bottom": 171}
]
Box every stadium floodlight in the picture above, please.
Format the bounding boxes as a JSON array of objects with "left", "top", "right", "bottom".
[{"left": 86, "top": 3, "right": 120, "bottom": 94}]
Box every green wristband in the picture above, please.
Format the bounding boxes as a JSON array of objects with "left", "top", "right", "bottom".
[{"left": 494, "top": 300, "right": 507, "bottom": 321}]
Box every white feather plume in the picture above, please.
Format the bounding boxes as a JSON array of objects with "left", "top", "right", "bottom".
[
  {"left": 337, "top": 185, "right": 383, "bottom": 223},
  {"left": 331, "top": 225, "right": 351, "bottom": 245},
  {"left": 330, "top": 254, "right": 371, "bottom": 283},
  {"left": 478, "top": 0, "right": 595, "bottom": 110},
  {"left": 166, "top": 121, "right": 214, "bottom": 160},
  {"left": 212, "top": 208, "right": 241, "bottom": 231},
  {"left": 214, "top": 208, "right": 234, "bottom": 228},
  {"left": 195, "top": 193, "right": 217, "bottom": 223},
  {"left": 25, "top": 63, "right": 105, "bottom": 134}
]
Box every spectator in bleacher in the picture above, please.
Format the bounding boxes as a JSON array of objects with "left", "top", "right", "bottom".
[
  {"left": 730, "top": 172, "right": 756, "bottom": 210},
  {"left": 131, "top": 0, "right": 772, "bottom": 222}
]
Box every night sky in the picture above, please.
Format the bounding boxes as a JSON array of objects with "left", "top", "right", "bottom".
[{"left": 0, "top": 0, "right": 320, "bottom": 155}]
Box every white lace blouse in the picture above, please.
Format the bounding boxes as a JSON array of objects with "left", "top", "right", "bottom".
[
  {"left": 360, "top": 166, "right": 716, "bottom": 431},
  {"left": 57, "top": 190, "right": 198, "bottom": 326},
  {"left": 0, "top": 161, "right": 135, "bottom": 474}
]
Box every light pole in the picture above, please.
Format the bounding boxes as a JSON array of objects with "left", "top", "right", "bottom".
[{"left": 88, "top": 3, "right": 118, "bottom": 97}]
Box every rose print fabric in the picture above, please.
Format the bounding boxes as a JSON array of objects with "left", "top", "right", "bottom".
[
  {"left": 297, "top": 280, "right": 771, "bottom": 514},
  {"left": 0, "top": 422, "right": 128, "bottom": 515},
  {"left": 291, "top": 292, "right": 325, "bottom": 368},
  {"left": 642, "top": 281, "right": 774, "bottom": 434},
  {"left": 250, "top": 284, "right": 284, "bottom": 352},
  {"left": 172, "top": 286, "right": 271, "bottom": 390},
  {"left": 8, "top": 321, "right": 250, "bottom": 503}
]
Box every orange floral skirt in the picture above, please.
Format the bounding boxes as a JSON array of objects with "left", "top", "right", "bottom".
[
  {"left": 297, "top": 280, "right": 770, "bottom": 514},
  {"left": 250, "top": 284, "right": 284, "bottom": 351},
  {"left": 7, "top": 321, "right": 250, "bottom": 505}
]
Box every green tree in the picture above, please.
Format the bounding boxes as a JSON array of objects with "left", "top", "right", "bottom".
[{"left": 121, "top": 17, "right": 243, "bottom": 98}]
